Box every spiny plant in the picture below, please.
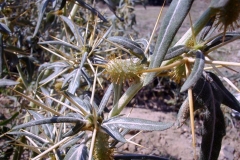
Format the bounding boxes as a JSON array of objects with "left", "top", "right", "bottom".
[{"left": 0, "top": 0, "right": 240, "bottom": 160}]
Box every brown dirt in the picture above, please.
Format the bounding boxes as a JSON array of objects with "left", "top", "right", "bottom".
[{"left": 115, "top": 1, "right": 240, "bottom": 160}]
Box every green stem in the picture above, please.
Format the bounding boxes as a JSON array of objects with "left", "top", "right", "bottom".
[
  {"left": 108, "top": 82, "right": 143, "bottom": 118},
  {"left": 176, "top": 7, "right": 217, "bottom": 45}
]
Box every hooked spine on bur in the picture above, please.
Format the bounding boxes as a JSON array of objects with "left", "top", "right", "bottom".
[{"left": 103, "top": 58, "right": 146, "bottom": 84}]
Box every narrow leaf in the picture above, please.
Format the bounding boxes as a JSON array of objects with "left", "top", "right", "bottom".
[
  {"left": 68, "top": 52, "right": 88, "bottom": 93},
  {"left": 8, "top": 131, "right": 49, "bottom": 144},
  {"left": 98, "top": 83, "right": 114, "bottom": 114},
  {"left": 60, "top": 132, "right": 85, "bottom": 150},
  {"left": 62, "top": 122, "right": 86, "bottom": 138},
  {"left": 38, "top": 41, "right": 81, "bottom": 51},
  {"left": 181, "top": 50, "right": 205, "bottom": 92},
  {"left": 0, "top": 79, "right": 19, "bottom": 87},
  {"left": 164, "top": 45, "right": 190, "bottom": 60},
  {"left": 101, "top": 125, "right": 126, "bottom": 143},
  {"left": 0, "top": 22, "right": 11, "bottom": 35},
  {"left": 64, "top": 144, "right": 89, "bottom": 160},
  {"left": 75, "top": 0, "right": 107, "bottom": 22},
  {"left": 108, "top": 36, "right": 146, "bottom": 61},
  {"left": 63, "top": 91, "right": 91, "bottom": 115},
  {"left": 12, "top": 117, "right": 85, "bottom": 130},
  {"left": 144, "top": 0, "right": 194, "bottom": 86},
  {"left": 33, "top": 0, "right": 51, "bottom": 37},
  {"left": 60, "top": 15, "right": 83, "bottom": 45},
  {"left": 28, "top": 110, "right": 54, "bottom": 139},
  {"left": 103, "top": 117, "right": 173, "bottom": 131}
]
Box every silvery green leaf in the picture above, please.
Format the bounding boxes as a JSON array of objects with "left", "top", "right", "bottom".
[
  {"left": 38, "top": 41, "right": 81, "bottom": 51},
  {"left": 181, "top": 50, "right": 205, "bottom": 92},
  {"left": 28, "top": 110, "right": 54, "bottom": 139},
  {"left": 12, "top": 117, "right": 85, "bottom": 130},
  {"left": 62, "top": 70, "right": 76, "bottom": 89},
  {"left": 135, "top": 38, "right": 154, "bottom": 57},
  {"left": 68, "top": 52, "right": 88, "bottom": 93},
  {"left": 39, "top": 67, "right": 70, "bottom": 84},
  {"left": 110, "top": 128, "right": 129, "bottom": 148},
  {"left": 60, "top": 132, "right": 85, "bottom": 150},
  {"left": 60, "top": 15, "right": 83, "bottom": 46},
  {"left": 0, "top": 22, "right": 11, "bottom": 35},
  {"left": 144, "top": 0, "right": 194, "bottom": 86},
  {"left": 107, "top": 36, "right": 146, "bottom": 62},
  {"left": 101, "top": 125, "right": 126, "bottom": 143},
  {"left": 64, "top": 91, "right": 91, "bottom": 115},
  {"left": 62, "top": 122, "right": 86, "bottom": 138},
  {"left": 0, "top": 79, "right": 19, "bottom": 87},
  {"left": 33, "top": 0, "right": 51, "bottom": 37},
  {"left": 81, "top": 67, "right": 92, "bottom": 89},
  {"left": 96, "top": 25, "right": 113, "bottom": 46},
  {"left": 75, "top": 0, "right": 107, "bottom": 22},
  {"left": 39, "top": 61, "right": 70, "bottom": 85},
  {"left": 103, "top": 117, "right": 173, "bottom": 131},
  {"left": 175, "top": 97, "right": 190, "bottom": 128},
  {"left": 198, "top": 17, "right": 215, "bottom": 42},
  {"left": 8, "top": 131, "right": 49, "bottom": 144},
  {"left": 66, "top": 113, "right": 84, "bottom": 119},
  {"left": 40, "top": 87, "right": 52, "bottom": 106},
  {"left": 38, "top": 61, "right": 70, "bottom": 72},
  {"left": 64, "top": 144, "right": 89, "bottom": 160},
  {"left": 104, "top": 0, "right": 123, "bottom": 21},
  {"left": 98, "top": 83, "right": 114, "bottom": 114},
  {"left": 164, "top": 45, "right": 190, "bottom": 60},
  {"left": 83, "top": 95, "right": 98, "bottom": 112}
]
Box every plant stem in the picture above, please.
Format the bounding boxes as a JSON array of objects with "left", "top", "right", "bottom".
[
  {"left": 176, "top": 7, "right": 216, "bottom": 45},
  {"left": 108, "top": 82, "right": 143, "bottom": 118}
]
